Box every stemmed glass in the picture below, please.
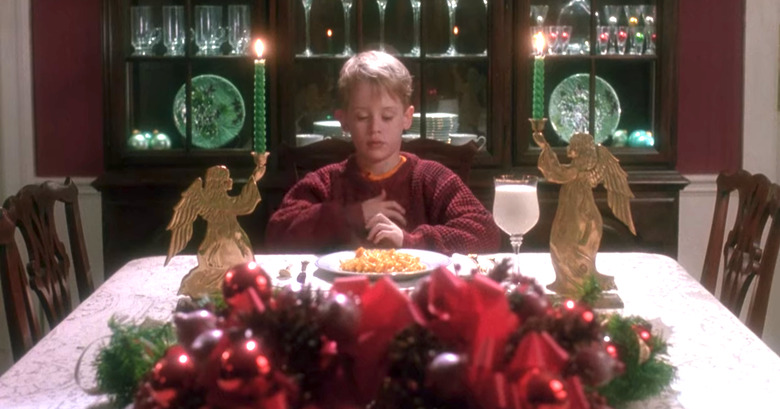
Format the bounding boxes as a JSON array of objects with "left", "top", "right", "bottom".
[
  {"left": 130, "top": 6, "right": 160, "bottom": 56},
  {"left": 624, "top": 5, "right": 644, "bottom": 55},
  {"left": 302, "top": 0, "right": 314, "bottom": 56},
  {"left": 444, "top": 0, "right": 459, "bottom": 56},
  {"left": 228, "top": 5, "right": 251, "bottom": 55},
  {"left": 409, "top": 0, "right": 422, "bottom": 56},
  {"left": 603, "top": 5, "right": 622, "bottom": 54},
  {"left": 481, "top": 0, "right": 488, "bottom": 55},
  {"left": 377, "top": 0, "right": 388, "bottom": 51},
  {"left": 163, "top": 6, "right": 185, "bottom": 56},
  {"left": 341, "top": 0, "right": 353, "bottom": 56},
  {"left": 643, "top": 5, "right": 657, "bottom": 55},
  {"left": 530, "top": 5, "right": 549, "bottom": 26},
  {"left": 493, "top": 174, "right": 540, "bottom": 275}
]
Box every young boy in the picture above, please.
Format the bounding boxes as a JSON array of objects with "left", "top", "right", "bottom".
[{"left": 265, "top": 50, "right": 500, "bottom": 255}]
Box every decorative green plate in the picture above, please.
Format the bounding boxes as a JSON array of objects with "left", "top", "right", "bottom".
[
  {"left": 548, "top": 74, "right": 621, "bottom": 144},
  {"left": 173, "top": 74, "right": 245, "bottom": 149}
]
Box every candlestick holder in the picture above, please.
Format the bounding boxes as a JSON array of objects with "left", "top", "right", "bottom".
[{"left": 529, "top": 116, "right": 626, "bottom": 309}]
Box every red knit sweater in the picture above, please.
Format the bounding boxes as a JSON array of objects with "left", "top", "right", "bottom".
[{"left": 265, "top": 153, "right": 501, "bottom": 255}]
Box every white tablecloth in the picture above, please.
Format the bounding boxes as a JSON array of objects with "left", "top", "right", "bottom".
[{"left": 1, "top": 253, "right": 779, "bottom": 409}]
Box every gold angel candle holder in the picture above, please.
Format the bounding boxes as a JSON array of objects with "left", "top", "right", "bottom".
[
  {"left": 531, "top": 118, "right": 635, "bottom": 306},
  {"left": 165, "top": 152, "right": 270, "bottom": 298}
]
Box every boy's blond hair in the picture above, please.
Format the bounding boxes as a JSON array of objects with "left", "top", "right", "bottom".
[{"left": 337, "top": 50, "right": 413, "bottom": 108}]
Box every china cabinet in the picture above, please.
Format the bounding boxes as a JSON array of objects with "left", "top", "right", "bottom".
[{"left": 95, "top": 0, "right": 685, "bottom": 277}]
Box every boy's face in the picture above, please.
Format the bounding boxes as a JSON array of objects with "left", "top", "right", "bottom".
[{"left": 336, "top": 82, "right": 413, "bottom": 167}]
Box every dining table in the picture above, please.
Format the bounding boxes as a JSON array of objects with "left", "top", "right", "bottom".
[{"left": 1, "top": 252, "right": 779, "bottom": 409}]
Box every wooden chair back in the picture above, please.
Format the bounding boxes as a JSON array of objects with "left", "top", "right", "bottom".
[
  {"left": 401, "top": 138, "right": 479, "bottom": 182},
  {"left": 278, "top": 138, "right": 479, "bottom": 183},
  {"left": 701, "top": 169, "right": 780, "bottom": 336},
  {"left": 0, "top": 208, "right": 42, "bottom": 360},
  {"left": 2, "top": 178, "right": 94, "bottom": 340},
  {"left": 278, "top": 138, "right": 356, "bottom": 181}
]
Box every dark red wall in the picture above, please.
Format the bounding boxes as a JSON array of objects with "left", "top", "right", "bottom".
[
  {"left": 31, "top": 0, "right": 103, "bottom": 177},
  {"left": 676, "top": 0, "right": 744, "bottom": 173},
  {"left": 30, "top": 0, "right": 743, "bottom": 176}
]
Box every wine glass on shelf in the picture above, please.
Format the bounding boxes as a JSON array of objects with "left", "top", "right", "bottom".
[
  {"left": 444, "top": 0, "right": 459, "bottom": 56},
  {"left": 341, "top": 0, "right": 353, "bottom": 56},
  {"left": 409, "top": 0, "right": 421, "bottom": 56},
  {"left": 603, "top": 5, "right": 622, "bottom": 54},
  {"left": 301, "top": 0, "right": 314, "bottom": 56},
  {"left": 530, "top": 5, "right": 549, "bottom": 26},
  {"left": 493, "top": 174, "right": 540, "bottom": 275},
  {"left": 377, "top": 0, "right": 388, "bottom": 51},
  {"left": 643, "top": 5, "right": 657, "bottom": 55},
  {"left": 481, "top": 0, "right": 488, "bottom": 55}
]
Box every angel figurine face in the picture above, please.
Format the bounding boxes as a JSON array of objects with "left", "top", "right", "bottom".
[
  {"left": 567, "top": 133, "right": 597, "bottom": 170},
  {"left": 205, "top": 166, "right": 233, "bottom": 192}
]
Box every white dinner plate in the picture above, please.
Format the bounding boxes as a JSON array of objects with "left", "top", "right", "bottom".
[{"left": 315, "top": 249, "right": 451, "bottom": 280}]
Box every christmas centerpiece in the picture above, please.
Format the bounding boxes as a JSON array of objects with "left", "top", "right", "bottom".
[{"left": 94, "top": 259, "right": 674, "bottom": 409}]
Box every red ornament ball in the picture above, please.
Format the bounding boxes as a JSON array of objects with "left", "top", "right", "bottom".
[
  {"left": 572, "top": 342, "right": 623, "bottom": 387},
  {"left": 223, "top": 261, "right": 273, "bottom": 312},
  {"left": 218, "top": 337, "right": 274, "bottom": 390},
  {"left": 519, "top": 368, "right": 568, "bottom": 405},
  {"left": 150, "top": 345, "right": 196, "bottom": 390},
  {"left": 173, "top": 309, "right": 217, "bottom": 349},
  {"left": 426, "top": 352, "right": 469, "bottom": 401},
  {"left": 319, "top": 292, "right": 361, "bottom": 343}
]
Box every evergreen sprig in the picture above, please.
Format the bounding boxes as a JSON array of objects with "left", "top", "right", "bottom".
[
  {"left": 576, "top": 273, "right": 603, "bottom": 306},
  {"left": 598, "top": 314, "right": 676, "bottom": 406},
  {"left": 95, "top": 317, "right": 176, "bottom": 407}
]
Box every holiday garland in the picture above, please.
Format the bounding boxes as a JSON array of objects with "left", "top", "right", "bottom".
[{"left": 94, "top": 260, "right": 675, "bottom": 409}]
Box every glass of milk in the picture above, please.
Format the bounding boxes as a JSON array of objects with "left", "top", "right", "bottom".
[{"left": 493, "top": 174, "right": 540, "bottom": 274}]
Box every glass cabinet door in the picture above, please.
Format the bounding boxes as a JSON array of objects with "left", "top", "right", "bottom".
[
  {"left": 281, "top": 0, "right": 500, "bottom": 159},
  {"left": 517, "top": 0, "right": 671, "bottom": 165},
  {"left": 115, "top": 0, "right": 264, "bottom": 163}
]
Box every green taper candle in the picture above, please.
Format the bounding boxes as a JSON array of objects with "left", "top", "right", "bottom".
[
  {"left": 532, "top": 31, "right": 545, "bottom": 119},
  {"left": 253, "top": 40, "right": 266, "bottom": 152}
]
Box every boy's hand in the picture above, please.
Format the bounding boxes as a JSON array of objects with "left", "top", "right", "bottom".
[
  {"left": 361, "top": 190, "right": 406, "bottom": 227},
  {"left": 366, "top": 213, "right": 404, "bottom": 247}
]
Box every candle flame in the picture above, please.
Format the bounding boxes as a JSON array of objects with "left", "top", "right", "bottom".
[
  {"left": 254, "top": 39, "right": 265, "bottom": 58},
  {"left": 533, "top": 31, "right": 545, "bottom": 55},
  {"left": 453, "top": 26, "right": 459, "bottom": 35},
  {"left": 327, "top": 29, "right": 333, "bottom": 37}
]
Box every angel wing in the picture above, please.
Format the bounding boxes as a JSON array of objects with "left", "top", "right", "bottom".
[
  {"left": 596, "top": 145, "right": 637, "bottom": 235},
  {"left": 165, "top": 178, "right": 204, "bottom": 266}
]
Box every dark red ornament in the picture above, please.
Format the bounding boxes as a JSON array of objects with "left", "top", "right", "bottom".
[
  {"left": 519, "top": 368, "right": 568, "bottom": 406},
  {"left": 223, "top": 261, "right": 272, "bottom": 300},
  {"left": 216, "top": 336, "right": 275, "bottom": 396},
  {"left": 150, "top": 345, "right": 196, "bottom": 390},
  {"left": 426, "top": 352, "right": 469, "bottom": 401},
  {"left": 319, "top": 292, "right": 361, "bottom": 343},
  {"left": 223, "top": 261, "right": 273, "bottom": 315},
  {"left": 513, "top": 284, "right": 551, "bottom": 320},
  {"left": 174, "top": 309, "right": 218, "bottom": 349},
  {"left": 191, "top": 328, "right": 225, "bottom": 362},
  {"left": 571, "top": 342, "right": 623, "bottom": 387},
  {"left": 134, "top": 345, "right": 197, "bottom": 409}
]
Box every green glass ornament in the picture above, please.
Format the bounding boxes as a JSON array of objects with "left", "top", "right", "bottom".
[
  {"left": 128, "top": 132, "right": 150, "bottom": 150},
  {"left": 628, "top": 130, "right": 654, "bottom": 147},
  {"left": 151, "top": 133, "right": 172, "bottom": 150}
]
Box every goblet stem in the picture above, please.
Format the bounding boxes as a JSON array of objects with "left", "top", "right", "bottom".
[
  {"left": 342, "top": 4, "right": 353, "bottom": 55},
  {"left": 446, "top": 1, "right": 457, "bottom": 55},
  {"left": 410, "top": 1, "right": 421, "bottom": 56},
  {"left": 303, "top": 2, "right": 313, "bottom": 56},
  {"left": 510, "top": 234, "right": 524, "bottom": 275},
  {"left": 378, "top": 4, "right": 387, "bottom": 51}
]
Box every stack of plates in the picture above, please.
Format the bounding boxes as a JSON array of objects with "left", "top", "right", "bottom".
[
  {"left": 312, "top": 120, "right": 345, "bottom": 138},
  {"left": 410, "top": 113, "right": 458, "bottom": 140}
]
